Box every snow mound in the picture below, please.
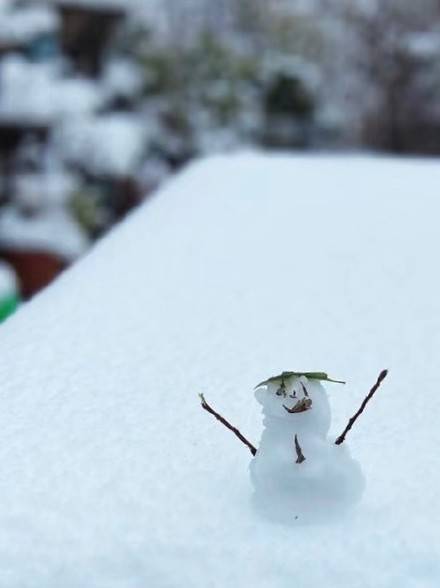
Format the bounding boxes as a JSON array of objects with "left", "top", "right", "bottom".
[{"left": 0, "top": 153, "right": 440, "bottom": 587}]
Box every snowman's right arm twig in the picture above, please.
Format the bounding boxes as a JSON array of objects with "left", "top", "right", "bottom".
[
  {"left": 199, "top": 394, "right": 257, "bottom": 456},
  {"left": 335, "top": 369, "right": 388, "bottom": 445}
]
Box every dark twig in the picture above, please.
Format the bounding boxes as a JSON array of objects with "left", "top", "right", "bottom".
[
  {"left": 335, "top": 369, "right": 389, "bottom": 445},
  {"left": 199, "top": 394, "right": 257, "bottom": 456},
  {"left": 294, "top": 434, "right": 306, "bottom": 463}
]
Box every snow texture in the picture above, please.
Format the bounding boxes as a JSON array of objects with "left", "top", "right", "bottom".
[
  {"left": 0, "top": 153, "right": 440, "bottom": 587},
  {"left": 250, "top": 376, "right": 364, "bottom": 524}
]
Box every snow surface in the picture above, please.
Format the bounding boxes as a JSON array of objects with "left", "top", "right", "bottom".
[{"left": 0, "top": 153, "right": 440, "bottom": 587}]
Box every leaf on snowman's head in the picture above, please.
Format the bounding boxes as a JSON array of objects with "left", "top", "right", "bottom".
[
  {"left": 255, "top": 371, "right": 345, "bottom": 389},
  {"left": 283, "top": 397, "right": 313, "bottom": 414}
]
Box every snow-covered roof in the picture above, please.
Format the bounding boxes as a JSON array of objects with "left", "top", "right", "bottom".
[
  {"left": 0, "top": 56, "right": 103, "bottom": 124},
  {"left": 0, "top": 154, "right": 439, "bottom": 585},
  {"left": 0, "top": 2, "right": 59, "bottom": 45}
]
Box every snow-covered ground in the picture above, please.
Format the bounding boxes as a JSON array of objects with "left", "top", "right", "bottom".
[{"left": 0, "top": 153, "right": 439, "bottom": 587}]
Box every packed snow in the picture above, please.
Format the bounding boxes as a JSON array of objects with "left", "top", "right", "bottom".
[
  {"left": 250, "top": 375, "right": 364, "bottom": 524},
  {"left": 0, "top": 153, "right": 440, "bottom": 587}
]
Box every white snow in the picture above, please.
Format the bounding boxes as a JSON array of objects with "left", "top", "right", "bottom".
[
  {"left": 0, "top": 56, "right": 102, "bottom": 124},
  {"left": 0, "top": 153, "right": 440, "bottom": 586},
  {"left": 102, "top": 58, "right": 144, "bottom": 101},
  {"left": 0, "top": 205, "right": 88, "bottom": 260},
  {"left": 405, "top": 31, "right": 440, "bottom": 59},
  {"left": 0, "top": 2, "right": 58, "bottom": 44}
]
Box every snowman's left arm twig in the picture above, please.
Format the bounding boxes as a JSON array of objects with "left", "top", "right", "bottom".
[
  {"left": 335, "top": 369, "right": 388, "bottom": 445},
  {"left": 199, "top": 394, "right": 257, "bottom": 456}
]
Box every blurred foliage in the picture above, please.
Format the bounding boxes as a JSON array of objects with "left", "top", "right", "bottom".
[
  {"left": 132, "top": 24, "right": 323, "bottom": 158},
  {"left": 69, "top": 186, "right": 109, "bottom": 238}
]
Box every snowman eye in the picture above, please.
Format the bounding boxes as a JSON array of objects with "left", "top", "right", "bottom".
[
  {"left": 301, "top": 383, "right": 309, "bottom": 397},
  {"left": 276, "top": 380, "right": 287, "bottom": 397}
]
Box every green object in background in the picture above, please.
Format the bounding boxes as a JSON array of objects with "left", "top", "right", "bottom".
[
  {"left": 0, "top": 261, "right": 20, "bottom": 323},
  {"left": 0, "top": 294, "right": 19, "bottom": 323}
]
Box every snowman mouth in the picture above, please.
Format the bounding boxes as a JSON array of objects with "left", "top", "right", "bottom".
[
  {"left": 282, "top": 382, "right": 312, "bottom": 413},
  {"left": 283, "top": 397, "right": 313, "bottom": 414}
]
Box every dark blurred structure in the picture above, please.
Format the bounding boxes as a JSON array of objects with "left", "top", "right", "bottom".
[
  {"left": 0, "top": 249, "right": 66, "bottom": 299},
  {"left": 0, "top": 122, "right": 49, "bottom": 201},
  {"left": 59, "top": 2, "right": 125, "bottom": 77}
]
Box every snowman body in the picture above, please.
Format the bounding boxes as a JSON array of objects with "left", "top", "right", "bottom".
[{"left": 250, "top": 376, "right": 364, "bottom": 524}]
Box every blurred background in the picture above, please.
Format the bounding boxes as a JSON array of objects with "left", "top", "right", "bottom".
[{"left": 1, "top": 0, "right": 440, "bottom": 317}]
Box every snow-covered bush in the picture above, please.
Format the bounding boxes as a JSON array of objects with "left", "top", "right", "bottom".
[{"left": 133, "top": 25, "right": 325, "bottom": 164}]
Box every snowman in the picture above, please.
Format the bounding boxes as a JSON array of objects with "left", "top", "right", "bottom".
[{"left": 249, "top": 372, "right": 365, "bottom": 524}]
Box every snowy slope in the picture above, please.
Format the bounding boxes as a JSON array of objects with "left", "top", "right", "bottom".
[{"left": 0, "top": 153, "right": 439, "bottom": 587}]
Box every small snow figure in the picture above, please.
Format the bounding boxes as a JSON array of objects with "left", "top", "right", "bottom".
[
  {"left": 250, "top": 373, "right": 364, "bottom": 524},
  {"left": 200, "top": 369, "right": 388, "bottom": 525}
]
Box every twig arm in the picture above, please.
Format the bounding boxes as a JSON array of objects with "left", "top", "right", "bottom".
[
  {"left": 294, "top": 434, "right": 306, "bottom": 464},
  {"left": 335, "top": 369, "right": 388, "bottom": 445},
  {"left": 199, "top": 394, "right": 257, "bottom": 456}
]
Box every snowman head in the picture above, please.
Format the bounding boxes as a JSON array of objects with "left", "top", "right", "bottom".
[{"left": 255, "top": 374, "right": 331, "bottom": 435}]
